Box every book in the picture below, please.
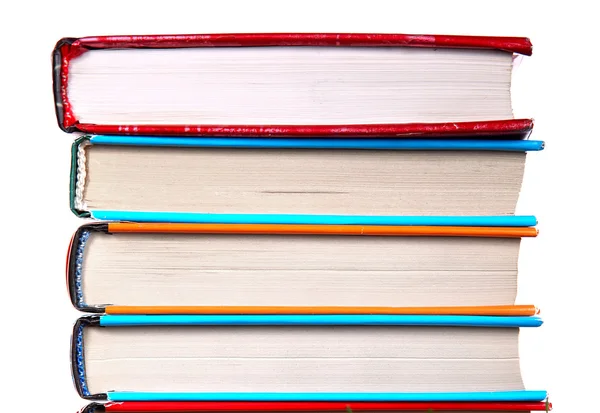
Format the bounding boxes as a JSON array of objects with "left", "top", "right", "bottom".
[
  {"left": 68, "top": 222, "right": 538, "bottom": 315},
  {"left": 78, "top": 401, "right": 552, "bottom": 413},
  {"left": 70, "top": 136, "right": 543, "bottom": 220},
  {"left": 53, "top": 33, "right": 533, "bottom": 138},
  {"left": 71, "top": 315, "right": 545, "bottom": 402}
]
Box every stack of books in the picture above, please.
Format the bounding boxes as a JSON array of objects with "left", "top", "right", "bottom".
[{"left": 53, "top": 33, "right": 550, "bottom": 413}]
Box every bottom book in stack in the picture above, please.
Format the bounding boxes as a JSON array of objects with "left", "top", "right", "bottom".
[{"left": 72, "top": 315, "right": 545, "bottom": 401}]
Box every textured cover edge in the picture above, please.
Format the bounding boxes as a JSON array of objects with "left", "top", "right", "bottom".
[
  {"left": 62, "top": 33, "right": 534, "bottom": 54},
  {"left": 70, "top": 136, "right": 91, "bottom": 217},
  {"left": 52, "top": 38, "right": 77, "bottom": 132},
  {"left": 53, "top": 37, "right": 88, "bottom": 132},
  {"left": 76, "top": 120, "right": 534, "bottom": 139},
  {"left": 71, "top": 316, "right": 106, "bottom": 400},
  {"left": 67, "top": 223, "right": 109, "bottom": 312}
]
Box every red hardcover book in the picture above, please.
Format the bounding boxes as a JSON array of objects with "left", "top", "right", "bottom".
[
  {"left": 79, "top": 401, "right": 551, "bottom": 412},
  {"left": 53, "top": 33, "right": 533, "bottom": 138}
]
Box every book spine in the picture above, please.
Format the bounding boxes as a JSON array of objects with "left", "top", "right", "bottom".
[
  {"left": 69, "top": 136, "right": 91, "bottom": 217},
  {"left": 66, "top": 224, "right": 108, "bottom": 312},
  {"left": 71, "top": 317, "right": 106, "bottom": 400},
  {"left": 52, "top": 38, "right": 86, "bottom": 132}
]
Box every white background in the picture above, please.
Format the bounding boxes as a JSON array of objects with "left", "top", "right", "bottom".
[{"left": 1, "top": 1, "right": 597, "bottom": 412}]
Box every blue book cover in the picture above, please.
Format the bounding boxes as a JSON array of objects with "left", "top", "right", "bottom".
[
  {"left": 71, "top": 135, "right": 542, "bottom": 225},
  {"left": 71, "top": 315, "right": 546, "bottom": 403}
]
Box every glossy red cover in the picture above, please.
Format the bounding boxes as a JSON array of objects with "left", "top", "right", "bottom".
[
  {"left": 74, "top": 119, "right": 533, "bottom": 138},
  {"left": 73, "top": 33, "right": 533, "bottom": 54},
  {"left": 103, "top": 401, "right": 550, "bottom": 411},
  {"left": 53, "top": 33, "right": 533, "bottom": 138}
]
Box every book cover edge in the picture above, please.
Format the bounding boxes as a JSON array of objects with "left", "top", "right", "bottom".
[{"left": 71, "top": 316, "right": 106, "bottom": 401}]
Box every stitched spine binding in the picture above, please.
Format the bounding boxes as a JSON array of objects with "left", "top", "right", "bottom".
[
  {"left": 74, "top": 141, "right": 90, "bottom": 211},
  {"left": 75, "top": 321, "right": 89, "bottom": 396},
  {"left": 75, "top": 230, "right": 91, "bottom": 308},
  {"left": 71, "top": 317, "right": 105, "bottom": 400},
  {"left": 68, "top": 223, "right": 109, "bottom": 312}
]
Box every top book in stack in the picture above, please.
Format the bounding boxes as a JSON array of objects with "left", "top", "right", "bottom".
[{"left": 53, "top": 33, "right": 533, "bottom": 138}]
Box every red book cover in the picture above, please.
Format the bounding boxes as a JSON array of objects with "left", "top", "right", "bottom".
[{"left": 53, "top": 33, "right": 533, "bottom": 139}]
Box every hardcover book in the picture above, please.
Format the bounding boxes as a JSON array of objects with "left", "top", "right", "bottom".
[
  {"left": 68, "top": 222, "right": 538, "bottom": 315},
  {"left": 53, "top": 33, "right": 533, "bottom": 138},
  {"left": 69, "top": 136, "right": 543, "bottom": 221},
  {"left": 71, "top": 315, "right": 545, "bottom": 402}
]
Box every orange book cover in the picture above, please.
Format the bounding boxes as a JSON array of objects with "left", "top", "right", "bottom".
[{"left": 67, "top": 223, "right": 537, "bottom": 316}]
